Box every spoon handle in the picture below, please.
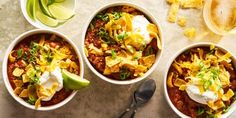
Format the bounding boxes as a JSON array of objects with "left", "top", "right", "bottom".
[
  {"left": 130, "top": 109, "right": 136, "bottom": 118},
  {"left": 118, "top": 108, "right": 130, "bottom": 118}
]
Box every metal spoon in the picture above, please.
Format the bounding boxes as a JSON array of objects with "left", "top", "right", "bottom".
[{"left": 118, "top": 79, "right": 156, "bottom": 118}]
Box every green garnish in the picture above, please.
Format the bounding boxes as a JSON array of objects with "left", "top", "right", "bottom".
[
  {"left": 111, "top": 49, "right": 116, "bottom": 59},
  {"left": 197, "top": 107, "right": 205, "bottom": 116},
  {"left": 29, "top": 42, "right": 39, "bottom": 63},
  {"left": 199, "top": 61, "right": 204, "bottom": 70},
  {"left": 96, "top": 13, "right": 109, "bottom": 21},
  {"left": 45, "top": 52, "right": 53, "bottom": 63},
  {"left": 196, "top": 60, "right": 220, "bottom": 90},
  {"left": 27, "top": 67, "right": 40, "bottom": 84},
  {"left": 98, "top": 28, "right": 116, "bottom": 44},
  {"left": 144, "top": 46, "right": 154, "bottom": 56},
  {"left": 22, "top": 53, "right": 28, "bottom": 61},
  {"left": 233, "top": 92, "right": 236, "bottom": 101},
  {"left": 207, "top": 48, "right": 216, "bottom": 55},
  {"left": 117, "top": 32, "right": 128, "bottom": 40},
  {"left": 30, "top": 76, "right": 40, "bottom": 84},
  {"left": 27, "top": 96, "right": 37, "bottom": 105},
  {"left": 120, "top": 67, "right": 131, "bottom": 80},
  {"left": 112, "top": 12, "right": 122, "bottom": 20},
  {"left": 203, "top": 80, "right": 212, "bottom": 90},
  {"left": 206, "top": 114, "right": 217, "bottom": 118},
  {"left": 210, "top": 68, "right": 220, "bottom": 80},
  {"left": 17, "top": 49, "right": 23, "bottom": 59},
  {"left": 223, "top": 106, "right": 230, "bottom": 113}
]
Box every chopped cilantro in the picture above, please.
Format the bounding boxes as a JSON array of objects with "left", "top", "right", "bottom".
[
  {"left": 17, "top": 49, "right": 23, "bottom": 59},
  {"left": 96, "top": 13, "right": 109, "bottom": 21},
  {"left": 117, "top": 32, "right": 128, "bottom": 40},
  {"left": 223, "top": 106, "right": 230, "bottom": 113},
  {"left": 112, "top": 12, "right": 122, "bottom": 20},
  {"left": 111, "top": 49, "right": 116, "bottom": 59},
  {"left": 144, "top": 46, "right": 154, "bottom": 56},
  {"left": 29, "top": 42, "right": 39, "bottom": 63},
  {"left": 203, "top": 80, "right": 212, "bottom": 90},
  {"left": 197, "top": 107, "right": 205, "bottom": 116},
  {"left": 98, "top": 28, "right": 116, "bottom": 44},
  {"left": 30, "top": 76, "right": 40, "bottom": 84},
  {"left": 233, "top": 92, "right": 236, "bottom": 101},
  {"left": 206, "top": 114, "right": 217, "bottom": 118},
  {"left": 22, "top": 53, "right": 28, "bottom": 61},
  {"left": 120, "top": 67, "right": 131, "bottom": 80},
  {"left": 45, "top": 52, "right": 53, "bottom": 63},
  {"left": 27, "top": 96, "right": 36, "bottom": 105}
]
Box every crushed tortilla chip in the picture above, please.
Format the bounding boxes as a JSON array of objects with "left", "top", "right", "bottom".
[
  {"left": 8, "top": 51, "right": 16, "bottom": 62},
  {"left": 22, "top": 74, "right": 30, "bottom": 83},
  {"left": 139, "top": 55, "right": 155, "bottom": 68},
  {"left": 167, "top": 72, "right": 174, "bottom": 87},
  {"left": 174, "top": 78, "right": 187, "bottom": 87},
  {"left": 222, "top": 89, "right": 234, "bottom": 101},
  {"left": 166, "top": 0, "right": 180, "bottom": 4},
  {"left": 184, "top": 27, "right": 196, "bottom": 39},
  {"left": 208, "top": 100, "right": 225, "bottom": 110},
  {"left": 19, "top": 89, "right": 29, "bottom": 98},
  {"left": 167, "top": 3, "right": 180, "bottom": 23},
  {"left": 13, "top": 80, "right": 23, "bottom": 87},
  {"left": 13, "top": 68, "right": 24, "bottom": 77},
  {"left": 14, "top": 87, "right": 23, "bottom": 95},
  {"left": 179, "top": 0, "right": 204, "bottom": 9},
  {"left": 172, "top": 62, "right": 183, "bottom": 74},
  {"left": 177, "top": 16, "right": 186, "bottom": 27}
]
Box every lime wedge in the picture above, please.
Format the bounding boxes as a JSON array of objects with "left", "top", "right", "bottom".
[
  {"left": 62, "top": 69, "right": 90, "bottom": 90},
  {"left": 39, "top": 0, "right": 52, "bottom": 16},
  {"left": 26, "top": 0, "right": 36, "bottom": 20},
  {"left": 36, "top": 11, "right": 58, "bottom": 27},
  {"left": 55, "top": 0, "right": 65, "bottom": 2},
  {"left": 48, "top": 3, "right": 74, "bottom": 20}
]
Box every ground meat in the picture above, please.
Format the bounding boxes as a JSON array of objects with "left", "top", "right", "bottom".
[{"left": 88, "top": 54, "right": 105, "bottom": 73}]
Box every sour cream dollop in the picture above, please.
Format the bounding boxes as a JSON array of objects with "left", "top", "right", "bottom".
[
  {"left": 39, "top": 66, "right": 63, "bottom": 101},
  {"left": 186, "top": 84, "right": 218, "bottom": 104},
  {"left": 132, "top": 15, "right": 152, "bottom": 44}
]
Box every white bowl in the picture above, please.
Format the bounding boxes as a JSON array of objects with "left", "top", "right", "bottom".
[
  {"left": 20, "top": 0, "right": 76, "bottom": 29},
  {"left": 203, "top": 0, "right": 236, "bottom": 35},
  {"left": 2, "top": 29, "right": 84, "bottom": 111},
  {"left": 164, "top": 42, "right": 236, "bottom": 118},
  {"left": 81, "top": 2, "right": 163, "bottom": 85}
]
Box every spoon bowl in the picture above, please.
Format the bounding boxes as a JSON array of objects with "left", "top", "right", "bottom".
[
  {"left": 119, "top": 79, "right": 156, "bottom": 118},
  {"left": 134, "top": 79, "right": 156, "bottom": 106}
]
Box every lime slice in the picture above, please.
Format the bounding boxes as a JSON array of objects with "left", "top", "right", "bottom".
[
  {"left": 48, "top": 3, "right": 74, "bottom": 20},
  {"left": 47, "top": 0, "right": 55, "bottom": 5},
  {"left": 39, "top": 0, "right": 52, "bottom": 16},
  {"left": 62, "top": 69, "right": 90, "bottom": 90},
  {"left": 36, "top": 11, "right": 58, "bottom": 27},
  {"left": 26, "top": 0, "right": 36, "bottom": 20},
  {"left": 55, "top": 0, "right": 65, "bottom": 2}
]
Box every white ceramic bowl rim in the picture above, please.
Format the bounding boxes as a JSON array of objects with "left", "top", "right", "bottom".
[
  {"left": 20, "top": 0, "right": 76, "bottom": 29},
  {"left": 164, "top": 42, "right": 236, "bottom": 118},
  {"left": 81, "top": 1, "right": 163, "bottom": 85},
  {"left": 2, "top": 29, "right": 84, "bottom": 111}
]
